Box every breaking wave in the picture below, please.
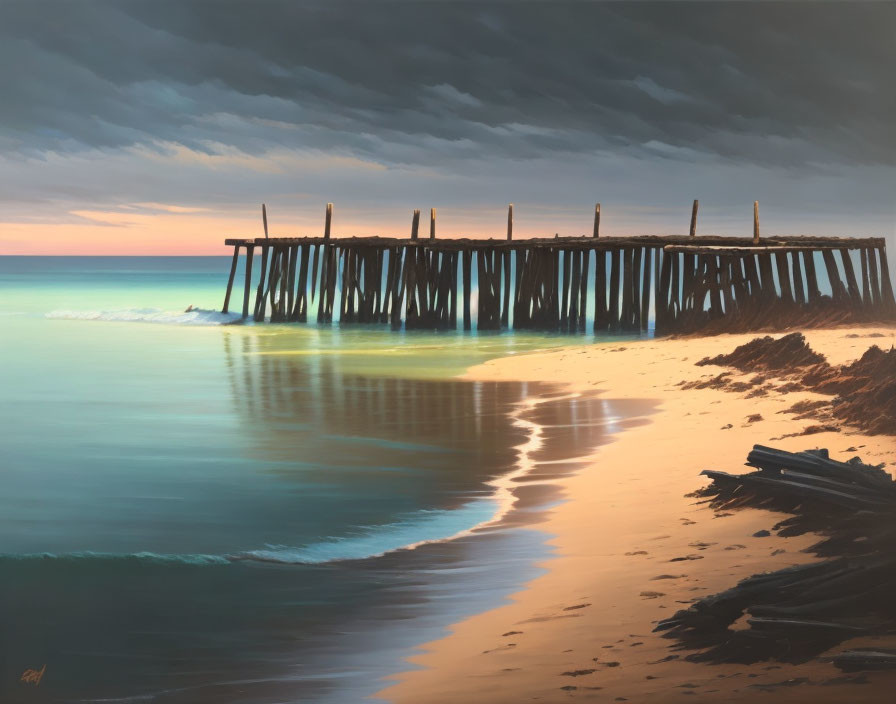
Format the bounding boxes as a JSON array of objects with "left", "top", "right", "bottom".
[
  {"left": 0, "top": 500, "right": 499, "bottom": 567},
  {"left": 46, "top": 307, "right": 243, "bottom": 326}
]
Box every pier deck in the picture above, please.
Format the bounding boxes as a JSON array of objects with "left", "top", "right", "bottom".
[{"left": 221, "top": 234, "right": 895, "bottom": 335}]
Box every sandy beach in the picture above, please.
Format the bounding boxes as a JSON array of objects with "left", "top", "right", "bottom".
[{"left": 380, "top": 325, "right": 896, "bottom": 703}]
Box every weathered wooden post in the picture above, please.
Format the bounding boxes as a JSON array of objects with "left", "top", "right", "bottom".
[
  {"left": 430, "top": 208, "right": 436, "bottom": 239},
  {"left": 222, "top": 245, "right": 240, "bottom": 313},
  {"left": 753, "top": 201, "right": 760, "bottom": 244},
  {"left": 325, "top": 202, "right": 333, "bottom": 240},
  {"left": 411, "top": 209, "right": 420, "bottom": 239},
  {"left": 690, "top": 199, "right": 698, "bottom": 237},
  {"left": 242, "top": 245, "right": 254, "bottom": 318},
  {"left": 462, "top": 249, "right": 472, "bottom": 330},
  {"left": 507, "top": 204, "right": 513, "bottom": 240},
  {"left": 593, "top": 203, "right": 601, "bottom": 238},
  {"left": 262, "top": 204, "right": 269, "bottom": 238}
]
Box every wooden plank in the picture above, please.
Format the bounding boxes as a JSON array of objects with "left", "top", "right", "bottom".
[
  {"left": 640, "top": 246, "right": 652, "bottom": 330},
  {"left": 295, "top": 243, "right": 310, "bottom": 321},
  {"left": 502, "top": 249, "right": 511, "bottom": 327},
  {"left": 757, "top": 252, "right": 777, "bottom": 303},
  {"left": 242, "top": 245, "right": 254, "bottom": 319},
  {"left": 631, "top": 247, "right": 642, "bottom": 331},
  {"left": 803, "top": 250, "right": 821, "bottom": 303},
  {"left": 719, "top": 255, "right": 734, "bottom": 315},
  {"left": 222, "top": 245, "right": 240, "bottom": 314},
  {"left": 838, "top": 249, "right": 862, "bottom": 308},
  {"left": 743, "top": 253, "right": 761, "bottom": 303},
  {"left": 878, "top": 246, "right": 896, "bottom": 309},
  {"left": 775, "top": 251, "right": 794, "bottom": 305},
  {"left": 706, "top": 254, "right": 723, "bottom": 317},
  {"left": 254, "top": 243, "right": 270, "bottom": 321},
  {"left": 753, "top": 200, "right": 760, "bottom": 243},
  {"left": 391, "top": 247, "right": 405, "bottom": 329},
  {"left": 608, "top": 249, "right": 621, "bottom": 331},
  {"left": 560, "top": 249, "right": 572, "bottom": 329},
  {"left": 654, "top": 248, "right": 667, "bottom": 331},
  {"left": 462, "top": 249, "right": 472, "bottom": 330},
  {"left": 594, "top": 249, "right": 607, "bottom": 332},
  {"left": 569, "top": 248, "right": 581, "bottom": 332},
  {"left": 580, "top": 248, "right": 590, "bottom": 332},
  {"left": 232, "top": 234, "right": 887, "bottom": 250},
  {"left": 670, "top": 251, "right": 681, "bottom": 319},
  {"left": 868, "top": 247, "right": 881, "bottom": 307},
  {"left": 449, "top": 251, "right": 458, "bottom": 328},
  {"left": 791, "top": 251, "right": 806, "bottom": 305},
  {"left": 860, "top": 247, "right": 872, "bottom": 305},
  {"left": 477, "top": 249, "right": 488, "bottom": 330},
  {"left": 821, "top": 249, "right": 848, "bottom": 303},
  {"left": 621, "top": 248, "right": 634, "bottom": 330}
]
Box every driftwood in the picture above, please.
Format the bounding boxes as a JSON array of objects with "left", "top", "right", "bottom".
[{"left": 657, "top": 445, "right": 896, "bottom": 671}]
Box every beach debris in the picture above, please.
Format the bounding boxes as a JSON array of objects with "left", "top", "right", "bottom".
[
  {"left": 832, "top": 650, "right": 896, "bottom": 672},
  {"left": 696, "top": 335, "right": 896, "bottom": 436},
  {"left": 657, "top": 444, "right": 896, "bottom": 670},
  {"left": 563, "top": 603, "right": 591, "bottom": 611},
  {"left": 697, "top": 333, "right": 826, "bottom": 372}
]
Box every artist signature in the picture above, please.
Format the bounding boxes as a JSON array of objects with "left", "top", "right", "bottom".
[{"left": 20, "top": 665, "right": 46, "bottom": 686}]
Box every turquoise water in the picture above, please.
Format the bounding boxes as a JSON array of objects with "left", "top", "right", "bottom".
[{"left": 0, "top": 257, "right": 639, "bottom": 703}]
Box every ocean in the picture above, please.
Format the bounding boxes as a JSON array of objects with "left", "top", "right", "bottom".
[{"left": 0, "top": 256, "right": 644, "bottom": 703}]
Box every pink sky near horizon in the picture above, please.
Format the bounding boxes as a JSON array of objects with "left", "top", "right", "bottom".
[{"left": 4, "top": 204, "right": 894, "bottom": 257}]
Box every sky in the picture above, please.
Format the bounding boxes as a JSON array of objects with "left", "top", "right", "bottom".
[{"left": 1, "top": 0, "right": 894, "bottom": 255}]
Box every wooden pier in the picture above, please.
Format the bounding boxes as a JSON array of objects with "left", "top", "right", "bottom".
[{"left": 222, "top": 232, "right": 895, "bottom": 335}]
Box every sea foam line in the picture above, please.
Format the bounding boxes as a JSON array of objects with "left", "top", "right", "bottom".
[{"left": 46, "top": 307, "right": 243, "bottom": 326}]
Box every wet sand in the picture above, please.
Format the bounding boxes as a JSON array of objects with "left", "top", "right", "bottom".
[{"left": 380, "top": 325, "right": 896, "bottom": 703}]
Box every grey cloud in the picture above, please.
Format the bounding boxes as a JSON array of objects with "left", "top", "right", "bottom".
[{"left": 1, "top": 1, "right": 894, "bottom": 169}]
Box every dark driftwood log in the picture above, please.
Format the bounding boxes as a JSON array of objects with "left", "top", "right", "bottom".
[{"left": 658, "top": 445, "right": 896, "bottom": 671}]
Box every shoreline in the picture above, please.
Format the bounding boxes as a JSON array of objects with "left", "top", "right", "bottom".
[{"left": 379, "top": 325, "right": 896, "bottom": 703}]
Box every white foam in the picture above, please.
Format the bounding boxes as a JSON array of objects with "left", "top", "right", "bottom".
[
  {"left": 46, "top": 307, "right": 243, "bottom": 326},
  {"left": 235, "top": 501, "right": 499, "bottom": 564}
]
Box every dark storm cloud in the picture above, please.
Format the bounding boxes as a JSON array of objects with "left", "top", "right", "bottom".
[{"left": 0, "top": 1, "right": 894, "bottom": 168}]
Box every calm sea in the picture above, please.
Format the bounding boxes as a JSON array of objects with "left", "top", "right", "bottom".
[{"left": 0, "top": 256, "right": 646, "bottom": 703}]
